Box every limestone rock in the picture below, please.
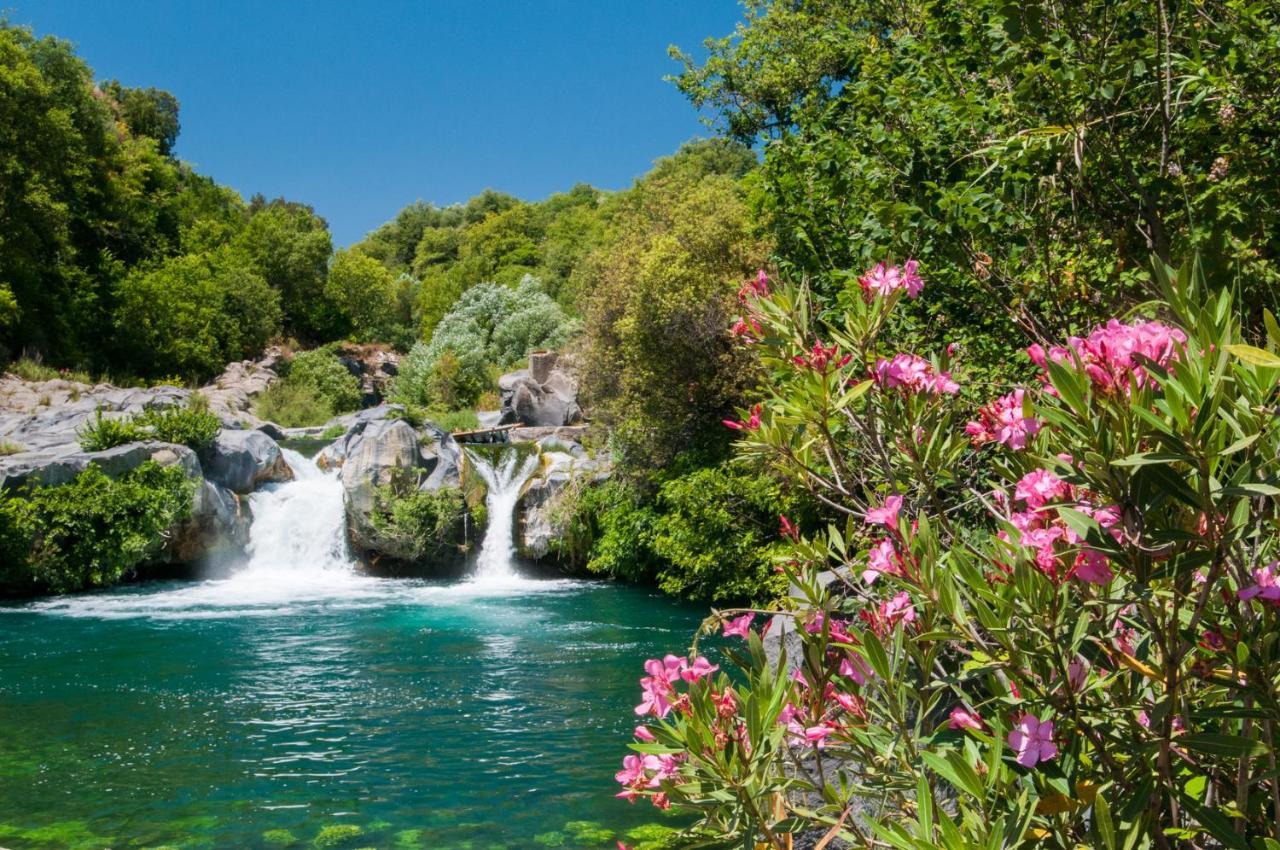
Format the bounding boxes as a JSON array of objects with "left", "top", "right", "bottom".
[
  {"left": 336, "top": 408, "right": 467, "bottom": 567},
  {"left": 201, "top": 429, "right": 293, "bottom": 495},
  {"left": 497, "top": 365, "right": 583, "bottom": 428},
  {"left": 516, "top": 442, "right": 610, "bottom": 560}
]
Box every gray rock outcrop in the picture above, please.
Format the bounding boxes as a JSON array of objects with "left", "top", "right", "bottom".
[
  {"left": 201, "top": 429, "right": 293, "bottom": 495},
  {"left": 328, "top": 407, "right": 469, "bottom": 568},
  {"left": 516, "top": 436, "right": 610, "bottom": 560},
  {"left": 497, "top": 353, "right": 583, "bottom": 428}
]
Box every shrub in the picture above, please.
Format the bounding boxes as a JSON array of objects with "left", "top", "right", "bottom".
[
  {"left": 369, "top": 472, "right": 469, "bottom": 562},
  {"left": 393, "top": 276, "right": 574, "bottom": 408},
  {"left": 77, "top": 409, "right": 142, "bottom": 452},
  {"left": 254, "top": 381, "right": 333, "bottom": 428},
  {"left": 137, "top": 397, "right": 220, "bottom": 451},
  {"left": 286, "top": 348, "right": 362, "bottom": 413},
  {"left": 0, "top": 461, "right": 193, "bottom": 595},
  {"left": 77, "top": 398, "right": 221, "bottom": 452},
  {"left": 614, "top": 258, "right": 1280, "bottom": 847},
  {"left": 257, "top": 348, "right": 362, "bottom": 427}
]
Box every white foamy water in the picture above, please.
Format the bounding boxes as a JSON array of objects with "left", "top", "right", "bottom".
[
  {"left": 13, "top": 445, "right": 575, "bottom": 620},
  {"left": 466, "top": 447, "right": 540, "bottom": 586}
]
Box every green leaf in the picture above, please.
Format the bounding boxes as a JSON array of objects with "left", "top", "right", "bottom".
[
  {"left": 1227, "top": 344, "right": 1280, "bottom": 368},
  {"left": 1180, "top": 733, "right": 1270, "bottom": 759},
  {"left": 922, "top": 750, "right": 985, "bottom": 799},
  {"left": 1095, "top": 792, "right": 1117, "bottom": 850},
  {"left": 1112, "top": 451, "right": 1192, "bottom": 467}
]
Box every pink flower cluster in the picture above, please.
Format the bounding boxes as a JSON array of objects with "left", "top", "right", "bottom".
[
  {"left": 615, "top": 751, "right": 684, "bottom": 808},
  {"left": 998, "top": 469, "right": 1121, "bottom": 585},
  {"left": 635, "top": 654, "right": 719, "bottom": 719},
  {"left": 794, "top": 340, "right": 853, "bottom": 373},
  {"left": 965, "top": 388, "right": 1042, "bottom": 450},
  {"left": 871, "top": 353, "right": 959, "bottom": 396},
  {"left": 731, "top": 270, "right": 770, "bottom": 342},
  {"left": 1027, "top": 319, "right": 1186, "bottom": 396},
  {"left": 863, "top": 495, "right": 910, "bottom": 584},
  {"left": 723, "top": 403, "right": 762, "bottom": 432},
  {"left": 859, "top": 260, "right": 924, "bottom": 300}
]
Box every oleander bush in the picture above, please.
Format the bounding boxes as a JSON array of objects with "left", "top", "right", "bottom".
[{"left": 614, "top": 259, "right": 1280, "bottom": 848}]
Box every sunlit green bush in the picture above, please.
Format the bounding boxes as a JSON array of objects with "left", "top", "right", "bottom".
[{"left": 0, "top": 461, "right": 193, "bottom": 595}]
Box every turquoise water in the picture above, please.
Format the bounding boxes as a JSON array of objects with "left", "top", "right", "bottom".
[{"left": 0, "top": 576, "right": 704, "bottom": 850}]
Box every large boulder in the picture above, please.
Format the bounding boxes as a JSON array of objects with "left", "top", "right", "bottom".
[
  {"left": 0, "top": 440, "right": 199, "bottom": 492},
  {"left": 517, "top": 440, "right": 610, "bottom": 561},
  {"left": 201, "top": 429, "right": 293, "bottom": 495},
  {"left": 336, "top": 409, "right": 468, "bottom": 567},
  {"left": 497, "top": 353, "right": 583, "bottom": 428}
]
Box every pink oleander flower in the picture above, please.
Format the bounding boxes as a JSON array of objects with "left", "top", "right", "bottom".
[
  {"left": 779, "top": 514, "right": 800, "bottom": 541},
  {"left": 948, "top": 706, "right": 987, "bottom": 732},
  {"left": 878, "top": 591, "right": 916, "bottom": 629},
  {"left": 804, "top": 612, "right": 852, "bottom": 644},
  {"left": 633, "top": 725, "right": 656, "bottom": 742},
  {"left": 966, "top": 389, "right": 1042, "bottom": 450},
  {"left": 723, "top": 403, "right": 762, "bottom": 432},
  {"left": 730, "top": 316, "right": 762, "bottom": 341},
  {"left": 871, "top": 352, "right": 959, "bottom": 396},
  {"left": 737, "top": 269, "right": 770, "bottom": 302},
  {"left": 839, "top": 654, "right": 871, "bottom": 686},
  {"left": 863, "top": 538, "right": 904, "bottom": 583},
  {"left": 859, "top": 260, "right": 925, "bottom": 299},
  {"left": 1071, "top": 549, "right": 1115, "bottom": 585},
  {"left": 722, "top": 613, "right": 756, "bottom": 639},
  {"left": 1028, "top": 319, "right": 1187, "bottom": 396},
  {"left": 865, "top": 495, "right": 903, "bottom": 529},
  {"left": 680, "top": 656, "right": 719, "bottom": 683},
  {"left": 1067, "top": 656, "right": 1089, "bottom": 692},
  {"left": 794, "top": 339, "right": 853, "bottom": 372},
  {"left": 1008, "top": 714, "right": 1057, "bottom": 768},
  {"left": 652, "top": 792, "right": 671, "bottom": 811},
  {"left": 1239, "top": 562, "right": 1280, "bottom": 605},
  {"left": 1014, "top": 469, "right": 1069, "bottom": 509}
]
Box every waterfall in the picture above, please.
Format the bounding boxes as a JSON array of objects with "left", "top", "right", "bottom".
[
  {"left": 466, "top": 447, "right": 539, "bottom": 584},
  {"left": 240, "top": 448, "right": 354, "bottom": 577}
]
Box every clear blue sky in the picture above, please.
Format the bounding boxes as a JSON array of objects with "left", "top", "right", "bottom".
[{"left": 8, "top": 1, "right": 744, "bottom": 245}]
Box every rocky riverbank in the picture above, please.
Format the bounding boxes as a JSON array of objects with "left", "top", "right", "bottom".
[{"left": 0, "top": 351, "right": 610, "bottom": 595}]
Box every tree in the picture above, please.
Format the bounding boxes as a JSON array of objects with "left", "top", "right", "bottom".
[
  {"left": 101, "top": 80, "right": 180, "bottom": 155},
  {"left": 324, "top": 248, "right": 399, "bottom": 341},
  {"left": 233, "top": 199, "right": 335, "bottom": 340},
  {"left": 576, "top": 140, "right": 767, "bottom": 472},
  {"left": 113, "top": 251, "right": 280, "bottom": 379},
  {"left": 674, "top": 0, "right": 1280, "bottom": 362}
]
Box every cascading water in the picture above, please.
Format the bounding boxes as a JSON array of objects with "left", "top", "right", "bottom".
[
  {"left": 242, "top": 448, "right": 353, "bottom": 576},
  {"left": 466, "top": 446, "right": 540, "bottom": 584}
]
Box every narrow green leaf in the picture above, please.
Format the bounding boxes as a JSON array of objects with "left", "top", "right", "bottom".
[
  {"left": 1179, "top": 732, "right": 1270, "bottom": 758},
  {"left": 1227, "top": 344, "right": 1280, "bottom": 368}
]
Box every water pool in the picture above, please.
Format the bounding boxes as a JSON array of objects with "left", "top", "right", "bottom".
[{"left": 0, "top": 575, "right": 703, "bottom": 849}]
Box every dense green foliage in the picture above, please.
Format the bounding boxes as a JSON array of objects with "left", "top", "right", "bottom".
[
  {"left": 255, "top": 348, "right": 361, "bottom": 427},
  {"left": 393, "top": 277, "right": 574, "bottom": 409},
  {"left": 674, "top": 0, "right": 1280, "bottom": 374},
  {"left": 577, "top": 140, "right": 764, "bottom": 471},
  {"left": 0, "top": 461, "right": 192, "bottom": 595},
  {"left": 77, "top": 397, "right": 221, "bottom": 452},
  {"left": 0, "top": 22, "right": 351, "bottom": 380},
  {"left": 369, "top": 474, "right": 469, "bottom": 563}
]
